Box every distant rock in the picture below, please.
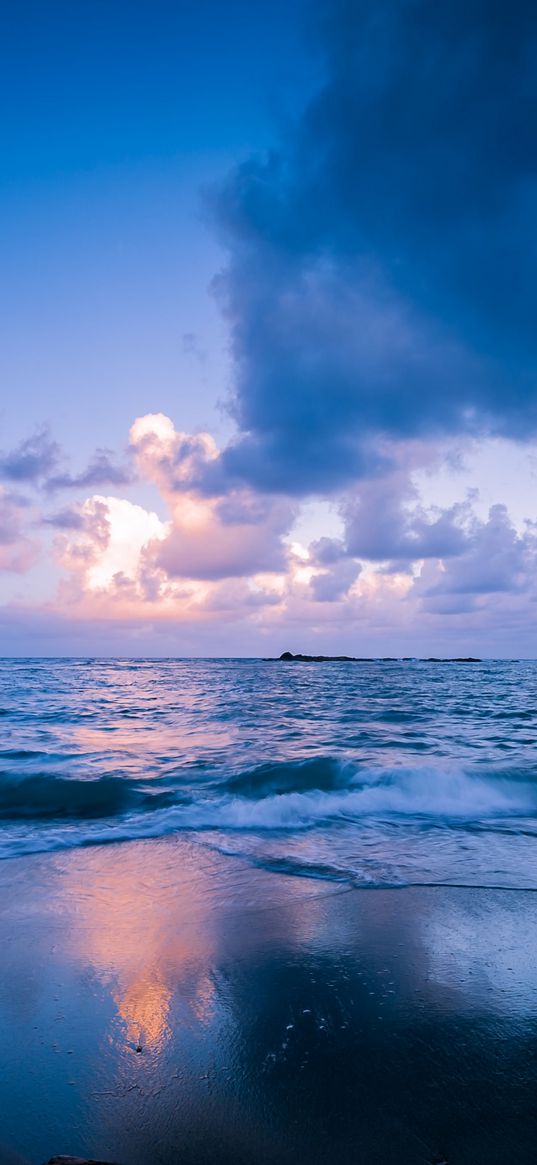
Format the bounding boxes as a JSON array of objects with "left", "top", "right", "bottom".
[
  {"left": 426, "top": 657, "right": 481, "bottom": 663},
  {"left": 278, "top": 652, "right": 481, "bottom": 663},
  {"left": 279, "top": 651, "right": 367, "bottom": 662}
]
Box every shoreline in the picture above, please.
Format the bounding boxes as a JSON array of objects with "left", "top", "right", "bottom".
[{"left": 1, "top": 837, "right": 537, "bottom": 1164}]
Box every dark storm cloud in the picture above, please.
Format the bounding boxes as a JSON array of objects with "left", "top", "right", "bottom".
[{"left": 211, "top": 0, "right": 537, "bottom": 494}]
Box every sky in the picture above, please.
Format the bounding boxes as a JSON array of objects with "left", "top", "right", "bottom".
[{"left": 2, "top": 0, "right": 537, "bottom": 657}]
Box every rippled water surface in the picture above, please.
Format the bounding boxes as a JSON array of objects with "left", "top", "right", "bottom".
[{"left": 1, "top": 657, "right": 537, "bottom": 887}]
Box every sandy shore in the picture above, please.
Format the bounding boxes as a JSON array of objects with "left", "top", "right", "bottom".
[{"left": 1, "top": 836, "right": 537, "bottom": 1164}]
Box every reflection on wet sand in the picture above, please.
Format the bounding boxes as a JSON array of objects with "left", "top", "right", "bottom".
[
  {"left": 116, "top": 971, "right": 172, "bottom": 1051},
  {"left": 59, "top": 840, "right": 219, "bottom": 1054},
  {"left": 2, "top": 839, "right": 537, "bottom": 1164}
]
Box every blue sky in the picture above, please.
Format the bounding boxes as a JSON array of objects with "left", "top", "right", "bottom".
[
  {"left": 2, "top": 0, "right": 537, "bottom": 655},
  {"left": 1, "top": 0, "right": 311, "bottom": 454}
]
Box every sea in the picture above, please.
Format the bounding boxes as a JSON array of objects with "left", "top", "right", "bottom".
[{"left": 1, "top": 656, "right": 537, "bottom": 889}]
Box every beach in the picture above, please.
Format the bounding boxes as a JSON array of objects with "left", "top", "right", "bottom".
[
  {"left": 1, "top": 835, "right": 537, "bottom": 1165},
  {"left": 3, "top": 0, "right": 536, "bottom": 1156}
]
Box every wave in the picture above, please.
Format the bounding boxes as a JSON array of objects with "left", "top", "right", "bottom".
[
  {"left": 223, "top": 757, "right": 354, "bottom": 797},
  {"left": 163, "top": 766, "right": 537, "bottom": 830},
  {"left": 0, "top": 773, "right": 175, "bottom": 820},
  {"left": 1, "top": 758, "right": 537, "bottom": 846}
]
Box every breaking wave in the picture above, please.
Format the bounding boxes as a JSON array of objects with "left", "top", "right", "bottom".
[{"left": 1, "top": 758, "right": 537, "bottom": 863}]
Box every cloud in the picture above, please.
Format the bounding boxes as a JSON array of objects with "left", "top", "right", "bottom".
[
  {"left": 203, "top": 578, "right": 283, "bottom": 612},
  {"left": 0, "top": 429, "right": 60, "bottom": 484},
  {"left": 5, "top": 428, "right": 537, "bottom": 657},
  {"left": 130, "top": 413, "right": 295, "bottom": 582},
  {"left": 44, "top": 506, "right": 86, "bottom": 530},
  {"left": 54, "top": 495, "right": 168, "bottom": 595},
  {"left": 44, "top": 416, "right": 296, "bottom": 624},
  {"left": 208, "top": 0, "right": 537, "bottom": 494},
  {"left": 2, "top": 4, "right": 537, "bottom": 653},
  {"left": 129, "top": 413, "right": 220, "bottom": 494},
  {"left": 309, "top": 536, "right": 347, "bottom": 565},
  {"left": 310, "top": 557, "right": 361, "bottom": 602},
  {"left": 36, "top": 410, "right": 537, "bottom": 654},
  {"left": 46, "top": 449, "right": 132, "bottom": 491},
  {"left": 155, "top": 499, "right": 291, "bottom": 582},
  {"left": 341, "top": 472, "right": 474, "bottom": 564},
  {"left": 414, "top": 505, "right": 537, "bottom": 612},
  {"left": 0, "top": 429, "right": 132, "bottom": 492},
  {"left": 0, "top": 490, "right": 39, "bottom": 572}
]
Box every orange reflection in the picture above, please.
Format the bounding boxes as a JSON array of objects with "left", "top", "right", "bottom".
[
  {"left": 117, "top": 970, "right": 172, "bottom": 1049},
  {"left": 69, "top": 717, "right": 235, "bottom": 754},
  {"left": 60, "top": 840, "right": 218, "bottom": 1053}
]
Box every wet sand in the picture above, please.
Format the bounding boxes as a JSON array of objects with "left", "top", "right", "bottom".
[{"left": 1, "top": 837, "right": 537, "bottom": 1165}]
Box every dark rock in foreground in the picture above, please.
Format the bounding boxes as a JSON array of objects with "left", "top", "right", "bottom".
[
  {"left": 46, "top": 1157, "right": 119, "bottom": 1164},
  {"left": 279, "top": 651, "right": 481, "bottom": 663}
]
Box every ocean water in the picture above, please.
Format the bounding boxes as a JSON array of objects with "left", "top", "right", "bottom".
[{"left": 1, "top": 657, "right": 537, "bottom": 888}]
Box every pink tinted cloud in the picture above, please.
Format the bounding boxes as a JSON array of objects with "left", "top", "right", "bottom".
[
  {"left": 129, "top": 413, "right": 296, "bottom": 583},
  {"left": 3, "top": 410, "right": 537, "bottom": 657},
  {"left": 0, "top": 491, "right": 40, "bottom": 573}
]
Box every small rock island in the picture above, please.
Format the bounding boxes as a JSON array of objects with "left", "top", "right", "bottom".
[{"left": 278, "top": 651, "right": 481, "bottom": 663}]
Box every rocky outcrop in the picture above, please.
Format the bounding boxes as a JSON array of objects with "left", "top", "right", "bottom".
[
  {"left": 279, "top": 651, "right": 481, "bottom": 663},
  {"left": 45, "top": 1157, "right": 120, "bottom": 1164},
  {"left": 279, "top": 651, "right": 366, "bottom": 662}
]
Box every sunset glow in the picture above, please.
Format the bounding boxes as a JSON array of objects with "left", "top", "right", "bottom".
[{"left": 2, "top": 0, "right": 537, "bottom": 660}]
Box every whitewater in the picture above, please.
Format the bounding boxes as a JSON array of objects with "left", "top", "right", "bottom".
[{"left": 1, "top": 656, "right": 537, "bottom": 888}]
